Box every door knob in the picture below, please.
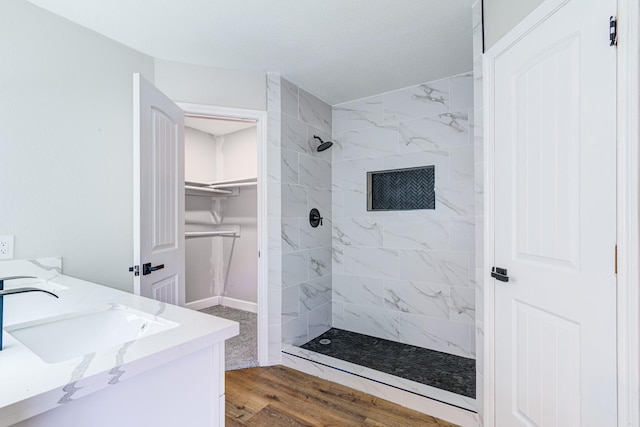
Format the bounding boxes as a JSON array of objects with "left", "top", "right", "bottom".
[
  {"left": 143, "top": 263, "right": 165, "bottom": 276},
  {"left": 491, "top": 266, "right": 509, "bottom": 282}
]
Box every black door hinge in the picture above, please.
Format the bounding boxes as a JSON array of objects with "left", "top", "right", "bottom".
[
  {"left": 610, "top": 16, "right": 618, "bottom": 46},
  {"left": 128, "top": 265, "right": 140, "bottom": 276}
]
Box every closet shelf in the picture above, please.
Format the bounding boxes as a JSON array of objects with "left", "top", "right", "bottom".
[{"left": 185, "top": 177, "right": 256, "bottom": 197}]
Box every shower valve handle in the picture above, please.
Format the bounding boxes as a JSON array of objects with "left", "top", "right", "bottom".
[{"left": 309, "top": 208, "right": 323, "bottom": 228}]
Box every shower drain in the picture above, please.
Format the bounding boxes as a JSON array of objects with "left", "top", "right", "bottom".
[{"left": 319, "top": 339, "right": 331, "bottom": 345}]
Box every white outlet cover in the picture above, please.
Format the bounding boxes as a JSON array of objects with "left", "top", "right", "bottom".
[{"left": 0, "top": 235, "right": 15, "bottom": 260}]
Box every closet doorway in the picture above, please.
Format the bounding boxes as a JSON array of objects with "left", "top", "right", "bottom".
[{"left": 178, "top": 103, "right": 268, "bottom": 368}]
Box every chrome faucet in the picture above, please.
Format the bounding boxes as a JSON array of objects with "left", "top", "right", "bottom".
[{"left": 0, "top": 276, "right": 58, "bottom": 351}]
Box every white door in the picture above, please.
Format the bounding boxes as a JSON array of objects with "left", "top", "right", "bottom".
[
  {"left": 491, "top": 0, "right": 617, "bottom": 425},
  {"left": 133, "top": 74, "right": 185, "bottom": 305}
]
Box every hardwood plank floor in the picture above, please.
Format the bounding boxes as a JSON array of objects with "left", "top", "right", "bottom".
[{"left": 225, "top": 365, "right": 459, "bottom": 427}]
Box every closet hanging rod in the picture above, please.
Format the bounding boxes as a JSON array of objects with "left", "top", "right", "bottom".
[
  {"left": 185, "top": 231, "right": 238, "bottom": 238},
  {"left": 184, "top": 185, "right": 233, "bottom": 195}
]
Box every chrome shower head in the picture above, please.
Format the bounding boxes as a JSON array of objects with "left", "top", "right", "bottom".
[{"left": 313, "top": 135, "right": 333, "bottom": 152}]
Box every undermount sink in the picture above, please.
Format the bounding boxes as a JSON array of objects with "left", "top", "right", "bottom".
[{"left": 6, "top": 304, "right": 179, "bottom": 363}]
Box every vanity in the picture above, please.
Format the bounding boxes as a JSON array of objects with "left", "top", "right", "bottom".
[{"left": 0, "top": 258, "right": 238, "bottom": 427}]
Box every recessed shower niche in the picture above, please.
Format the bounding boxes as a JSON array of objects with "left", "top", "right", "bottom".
[{"left": 367, "top": 165, "right": 435, "bottom": 211}]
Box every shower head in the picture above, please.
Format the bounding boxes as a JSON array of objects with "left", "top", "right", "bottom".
[{"left": 313, "top": 135, "right": 333, "bottom": 152}]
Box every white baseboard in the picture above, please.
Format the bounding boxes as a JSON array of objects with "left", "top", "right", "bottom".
[
  {"left": 184, "top": 296, "right": 221, "bottom": 311},
  {"left": 220, "top": 297, "right": 258, "bottom": 313},
  {"left": 184, "top": 296, "right": 257, "bottom": 313}
]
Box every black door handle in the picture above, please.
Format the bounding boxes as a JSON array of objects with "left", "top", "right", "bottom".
[
  {"left": 491, "top": 267, "right": 509, "bottom": 282},
  {"left": 143, "top": 263, "right": 165, "bottom": 276}
]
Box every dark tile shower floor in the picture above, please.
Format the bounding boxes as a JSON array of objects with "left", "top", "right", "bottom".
[{"left": 301, "top": 328, "right": 475, "bottom": 398}]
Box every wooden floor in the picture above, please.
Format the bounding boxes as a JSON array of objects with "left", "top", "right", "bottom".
[{"left": 225, "top": 365, "right": 458, "bottom": 427}]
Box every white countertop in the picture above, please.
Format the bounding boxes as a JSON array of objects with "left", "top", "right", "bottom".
[{"left": 0, "top": 258, "right": 238, "bottom": 426}]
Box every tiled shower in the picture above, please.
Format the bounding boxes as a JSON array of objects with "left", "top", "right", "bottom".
[{"left": 269, "top": 70, "right": 476, "bottom": 410}]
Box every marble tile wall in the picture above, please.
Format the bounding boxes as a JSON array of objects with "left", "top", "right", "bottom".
[
  {"left": 472, "top": 0, "right": 485, "bottom": 424},
  {"left": 331, "top": 72, "right": 475, "bottom": 359},
  {"left": 279, "top": 78, "right": 333, "bottom": 346}
]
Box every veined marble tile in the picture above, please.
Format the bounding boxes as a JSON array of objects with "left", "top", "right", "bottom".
[
  {"left": 339, "top": 125, "right": 399, "bottom": 161},
  {"left": 473, "top": 24, "right": 484, "bottom": 66},
  {"left": 383, "top": 215, "right": 449, "bottom": 251},
  {"left": 266, "top": 73, "right": 281, "bottom": 112},
  {"left": 343, "top": 303, "right": 400, "bottom": 341},
  {"left": 267, "top": 144, "right": 282, "bottom": 183},
  {"left": 473, "top": 55, "right": 483, "bottom": 103},
  {"left": 383, "top": 151, "right": 450, "bottom": 184},
  {"left": 281, "top": 149, "right": 299, "bottom": 185},
  {"left": 267, "top": 183, "right": 281, "bottom": 218},
  {"left": 333, "top": 274, "right": 384, "bottom": 308},
  {"left": 269, "top": 216, "right": 282, "bottom": 252},
  {"left": 332, "top": 301, "right": 345, "bottom": 328},
  {"left": 300, "top": 276, "right": 331, "bottom": 312},
  {"left": 383, "top": 79, "right": 450, "bottom": 123},
  {"left": 344, "top": 247, "right": 399, "bottom": 279},
  {"left": 281, "top": 219, "right": 300, "bottom": 254},
  {"left": 333, "top": 157, "right": 385, "bottom": 191},
  {"left": 330, "top": 132, "right": 345, "bottom": 162},
  {"left": 299, "top": 89, "right": 331, "bottom": 133},
  {"left": 450, "top": 73, "right": 474, "bottom": 111},
  {"left": 399, "top": 249, "right": 470, "bottom": 287},
  {"left": 436, "top": 179, "right": 475, "bottom": 217},
  {"left": 333, "top": 95, "right": 384, "bottom": 133},
  {"left": 268, "top": 250, "right": 282, "bottom": 289},
  {"left": 450, "top": 216, "right": 475, "bottom": 251},
  {"left": 308, "top": 125, "right": 332, "bottom": 162},
  {"left": 308, "top": 187, "right": 332, "bottom": 217},
  {"left": 282, "top": 114, "right": 308, "bottom": 153},
  {"left": 333, "top": 217, "right": 383, "bottom": 247},
  {"left": 281, "top": 78, "right": 299, "bottom": 118},
  {"left": 282, "top": 251, "right": 309, "bottom": 287},
  {"left": 282, "top": 314, "right": 308, "bottom": 346},
  {"left": 383, "top": 280, "right": 450, "bottom": 319},
  {"left": 309, "top": 247, "right": 332, "bottom": 278},
  {"left": 475, "top": 320, "right": 484, "bottom": 376},
  {"left": 282, "top": 285, "right": 300, "bottom": 321},
  {"left": 342, "top": 188, "right": 393, "bottom": 218},
  {"left": 332, "top": 245, "right": 344, "bottom": 274},
  {"left": 472, "top": 0, "right": 483, "bottom": 29},
  {"left": 398, "top": 112, "right": 469, "bottom": 154},
  {"left": 298, "top": 154, "right": 331, "bottom": 189},
  {"left": 474, "top": 222, "right": 484, "bottom": 270},
  {"left": 308, "top": 302, "right": 332, "bottom": 340},
  {"left": 451, "top": 145, "right": 474, "bottom": 181},
  {"left": 473, "top": 108, "right": 484, "bottom": 161},
  {"left": 474, "top": 164, "right": 483, "bottom": 216},
  {"left": 398, "top": 312, "right": 473, "bottom": 358},
  {"left": 269, "top": 287, "right": 282, "bottom": 325},
  {"left": 300, "top": 217, "right": 332, "bottom": 250},
  {"left": 282, "top": 184, "right": 307, "bottom": 218},
  {"left": 450, "top": 286, "right": 475, "bottom": 325},
  {"left": 332, "top": 189, "right": 344, "bottom": 218}
]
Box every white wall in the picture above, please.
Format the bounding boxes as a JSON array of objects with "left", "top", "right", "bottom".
[
  {"left": 221, "top": 186, "right": 258, "bottom": 303},
  {"left": 154, "top": 59, "right": 266, "bottom": 111},
  {"left": 483, "top": 0, "right": 545, "bottom": 50},
  {"left": 0, "top": 0, "right": 154, "bottom": 291},
  {"left": 217, "top": 127, "right": 258, "bottom": 181},
  {"left": 185, "top": 127, "right": 218, "bottom": 183}
]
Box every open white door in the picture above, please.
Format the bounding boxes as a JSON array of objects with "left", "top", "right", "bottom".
[
  {"left": 488, "top": 0, "right": 617, "bottom": 425},
  {"left": 133, "top": 74, "right": 185, "bottom": 306}
]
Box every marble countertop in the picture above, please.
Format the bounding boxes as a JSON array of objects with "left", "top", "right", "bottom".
[{"left": 0, "top": 258, "right": 238, "bottom": 426}]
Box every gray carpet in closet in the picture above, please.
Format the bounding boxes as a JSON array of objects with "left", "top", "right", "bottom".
[{"left": 199, "top": 305, "right": 258, "bottom": 371}]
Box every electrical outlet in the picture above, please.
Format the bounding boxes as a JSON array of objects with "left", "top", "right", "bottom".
[{"left": 0, "top": 235, "right": 14, "bottom": 260}]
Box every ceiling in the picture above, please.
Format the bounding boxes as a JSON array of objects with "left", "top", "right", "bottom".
[
  {"left": 26, "top": 0, "right": 473, "bottom": 105},
  {"left": 185, "top": 116, "right": 255, "bottom": 136}
]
